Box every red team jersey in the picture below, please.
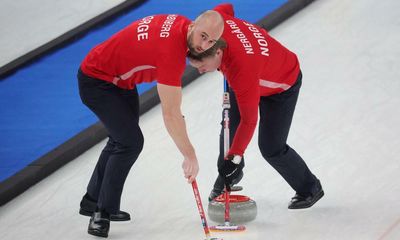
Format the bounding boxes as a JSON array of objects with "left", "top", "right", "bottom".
[
  {"left": 80, "top": 14, "right": 191, "bottom": 89},
  {"left": 214, "top": 4, "right": 301, "bottom": 156}
]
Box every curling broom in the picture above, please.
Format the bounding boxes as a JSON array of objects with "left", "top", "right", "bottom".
[{"left": 209, "top": 78, "right": 246, "bottom": 232}]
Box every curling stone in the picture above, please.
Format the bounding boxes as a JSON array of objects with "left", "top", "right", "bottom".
[{"left": 208, "top": 194, "right": 257, "bottom": 223}]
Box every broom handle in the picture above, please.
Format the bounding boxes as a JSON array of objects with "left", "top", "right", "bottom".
[
  {"left": 191, "top": 180, "right": 211, "bottom": 239},
  {"left": 222, "top": 78, "right": 232, "bottom": 225}
]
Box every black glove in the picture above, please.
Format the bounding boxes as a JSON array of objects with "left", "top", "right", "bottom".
[{"left": 218, "top": 154, "right": 243, "bottom": 189}]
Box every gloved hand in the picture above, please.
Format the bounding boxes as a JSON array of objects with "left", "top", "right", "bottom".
[{"left": 218, "top": 154, "right": 243, "bottom": 189}]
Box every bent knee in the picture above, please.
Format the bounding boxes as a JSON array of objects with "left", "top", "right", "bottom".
[
  {"left": 117, "top": 131, "right": 144, "bottom": 154},
  {"left": 259, "top": 145, "right": 288, "bottom": 161}
]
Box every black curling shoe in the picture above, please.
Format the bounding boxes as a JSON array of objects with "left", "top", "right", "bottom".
[
  {"left": 88, "top": 211, "right": 110, "bottom": 238},
  {"left": 79, "top": 195, "right": 131, "bottom": 221},
  {"left": 288, "top": 180, "right": 324, "bottom": 209}
]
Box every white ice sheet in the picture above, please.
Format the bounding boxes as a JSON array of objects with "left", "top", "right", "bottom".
[{"left": 1, "top": 0, "right": 399, "bottom": 239}]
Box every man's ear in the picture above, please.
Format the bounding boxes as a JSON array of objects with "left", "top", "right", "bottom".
[{"left": 188, "top": 23, "right": 194, "bottom": 32}]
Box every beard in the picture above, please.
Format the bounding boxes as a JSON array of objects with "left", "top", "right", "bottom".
[{"left": 187, "top": 31, "right": 202, "bottom": 56}]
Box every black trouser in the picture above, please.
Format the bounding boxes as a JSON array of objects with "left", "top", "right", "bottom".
[
  {"left": 78, "top": 69, "right": 144, "bottom": 214},
  {"left": 215, "top": 71, "right": 318, "bottom": 195}
]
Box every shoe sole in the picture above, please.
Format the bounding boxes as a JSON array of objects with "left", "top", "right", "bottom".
[
  {"left": 231, "top": 185, "right": 243, "bottom": 192},
  {"left": 80, "top": 209, "right": 131, "bottom": 221},
  {"left": 88, "top": 229, "right": 108, "bottom": 238},
  {"left": 288, "top": 190, "right": 324, "bottom": 209}
]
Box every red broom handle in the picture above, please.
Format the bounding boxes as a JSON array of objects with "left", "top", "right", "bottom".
[{"left": 192, "top": 180, "right": 211, "bottom": 238}]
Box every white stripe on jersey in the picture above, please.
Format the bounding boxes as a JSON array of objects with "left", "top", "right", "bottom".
[
  {"left": 259, "top": 79, "right": 290, "bottom": 90},
  {"left": 113, "top": 65, "right": 156, "bottom": 85}
]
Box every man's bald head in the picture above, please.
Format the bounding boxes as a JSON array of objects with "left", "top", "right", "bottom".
[
  {"left": 187, "top": 10, "right": 224, "bottom": 55},
  {"left": 194, "top": 10, "right": 224, "bottom": 38}
]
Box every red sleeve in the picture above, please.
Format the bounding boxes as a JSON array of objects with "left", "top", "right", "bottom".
[
  {"left": 226, "top": 63, "right": 260, "bottom": 156},
  {"left": 156, "top": 40, "right": 186, "bottom": 87},
  {"left": 213, "top": 3, "right": 234, "bottom": 16},
  {"left": 157, "top": 55, "right": 185, "bottom": 87}
]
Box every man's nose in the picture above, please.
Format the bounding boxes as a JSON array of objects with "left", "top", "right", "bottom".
[{"left": 201, "top": 41, "right": 209, "bottom": 51}]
